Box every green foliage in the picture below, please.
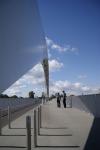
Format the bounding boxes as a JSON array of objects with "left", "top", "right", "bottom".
[{"left": 29, "top": 91, "right": 35, "bottom": 98}]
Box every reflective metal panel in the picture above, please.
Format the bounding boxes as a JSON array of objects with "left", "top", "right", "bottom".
[{"left": 0, "top": 0, "right": 48, "bottom": 93}]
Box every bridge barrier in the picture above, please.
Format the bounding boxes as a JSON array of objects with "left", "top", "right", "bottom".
[
  {"left": 0, "top": 98, "right": 42, "bottom": 118},
  {"left": 70, "top": 94, "right": 100, "bottom": 117}
]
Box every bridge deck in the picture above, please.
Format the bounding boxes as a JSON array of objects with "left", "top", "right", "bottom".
[{"left": 0, "top": 99, "right": 93, "bottom": 150}]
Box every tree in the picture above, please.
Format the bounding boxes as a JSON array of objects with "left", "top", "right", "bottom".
[
  {"left": 29, "top": 91, "right": 35, "bottom": 98},
  {"left": 10, "top": 95, "right": 18, "bottom": 98},
  {"left": 0, "top": 94, "right": 9, "bottom": 98}
]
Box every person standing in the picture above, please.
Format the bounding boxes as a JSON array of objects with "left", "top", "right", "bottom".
[
  {"left": 42, "top": 92, "right": 45, "bottom": 104},
  {"left": 57, "top": 93, "right": 61, "bottom": 108},
  {"left": 62, "top": 91, "right": 66, "bottom": 108}
]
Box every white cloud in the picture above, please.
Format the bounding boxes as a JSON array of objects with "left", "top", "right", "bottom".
[
  {"left": 4, "top": 84, "right": 27, "bottom": 96},
  {"left": 4, "top": 59, "right": 64, "bottom": 97},
  {"left": 3, "top": 33, "right": 99, "bottom": 97},
  {"left": 81, "top": 86, "right": 90, "bottom": 92},
  {"left": 46, "top": 37, "right": 78, "bottom": 53},
  {"left": 4, "top": 69, "right": 100, "bottom": 96},
  {"left": 48, "top": 49, "right": 52, "bottom": 58},
  {"left": 4, "top": 56, "right": 100, "bottom": 97},
  {"left": 45, "top": 37, "right": 53, "bottom": 46},
  {"left": 78, "top": 74, "right": 87, "bottom": 79},
  {"left": 73, "top": 82, "right": 81, "bottom": 88},
  {"left": 16, "top": 63, "right": 45, "bottom": 86},
  {"left": 24, "top": 59, "right": 63, "bottom": 84},
  {"left": 49, "top": 80, "right": 72, "bottom": 94},
  {"left": 49, "top": 59, "right": 63, "bottom": 72},
  {"left": 49, "top": 80, "right": 100, "bottom": 95}
]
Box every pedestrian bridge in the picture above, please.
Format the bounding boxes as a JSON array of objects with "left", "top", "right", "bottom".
[{"left": 0, "top": 95, "right": 100, "bottom": 150}]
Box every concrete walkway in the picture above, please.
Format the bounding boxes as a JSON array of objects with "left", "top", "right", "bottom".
[{"left": 0, "top": 99, "right": 94, "bottom": 150}]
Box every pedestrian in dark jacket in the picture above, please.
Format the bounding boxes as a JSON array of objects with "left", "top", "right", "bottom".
[
  {"left": 57, "top": 93, "right": 61, "bottom": 108},
  {"left": 62, "top": 91, "right": 66, "bottom": 108}
]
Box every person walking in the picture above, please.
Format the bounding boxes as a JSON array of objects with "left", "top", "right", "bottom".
[
  {"left": 42, "top": 92, "right": 45, "bottom": 104},
  {"left": 62, "top": 91, "right": 66, "bottom": 108},
  {"left": 57, "top": 93, "right": 61, "bottom": 108}
]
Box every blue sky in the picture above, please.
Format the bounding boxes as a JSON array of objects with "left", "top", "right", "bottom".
[
  {"left": 4, "top": 0, "right": 100, "bottom": 96},
  {"left": 37, "top": 0, "right": 100, "bottom": 93}
]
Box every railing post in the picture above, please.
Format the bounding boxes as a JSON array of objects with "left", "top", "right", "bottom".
[
  {"left": 26, "top": 116, "right": 31, "bottom": 150},
  {"left": 70, "top": 96, "right": 72, "bottom": 108},
  {"left": 8, "top": 106, "right": 11, "bottom": 129},
  {"left": 40, "top": 105, "right": 42, "bottom": 128},
  {"left": 38, "top": 107, "right": 40, "bottom": 135},
  {"left": 0, "top": 109, "right": 2, "bottom": 135},
  {"left": 34, "top": 109, "right": 37, "bottom": 147}
]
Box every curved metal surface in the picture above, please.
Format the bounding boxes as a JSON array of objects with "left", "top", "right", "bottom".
[{"left": 0, "top": 0, "right": 48, "bottom": 93}]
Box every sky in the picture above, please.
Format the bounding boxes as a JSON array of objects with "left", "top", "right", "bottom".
[{"left": 4, "top": 0, "right": 100, "bottom": 97}]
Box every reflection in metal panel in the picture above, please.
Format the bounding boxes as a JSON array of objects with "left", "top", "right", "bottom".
[
  {"left": 0, "top": 0, "right": 48, "bottom": 94},
  {"left": 42, "top": 58, "right": 49, "bottom": 96}
]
